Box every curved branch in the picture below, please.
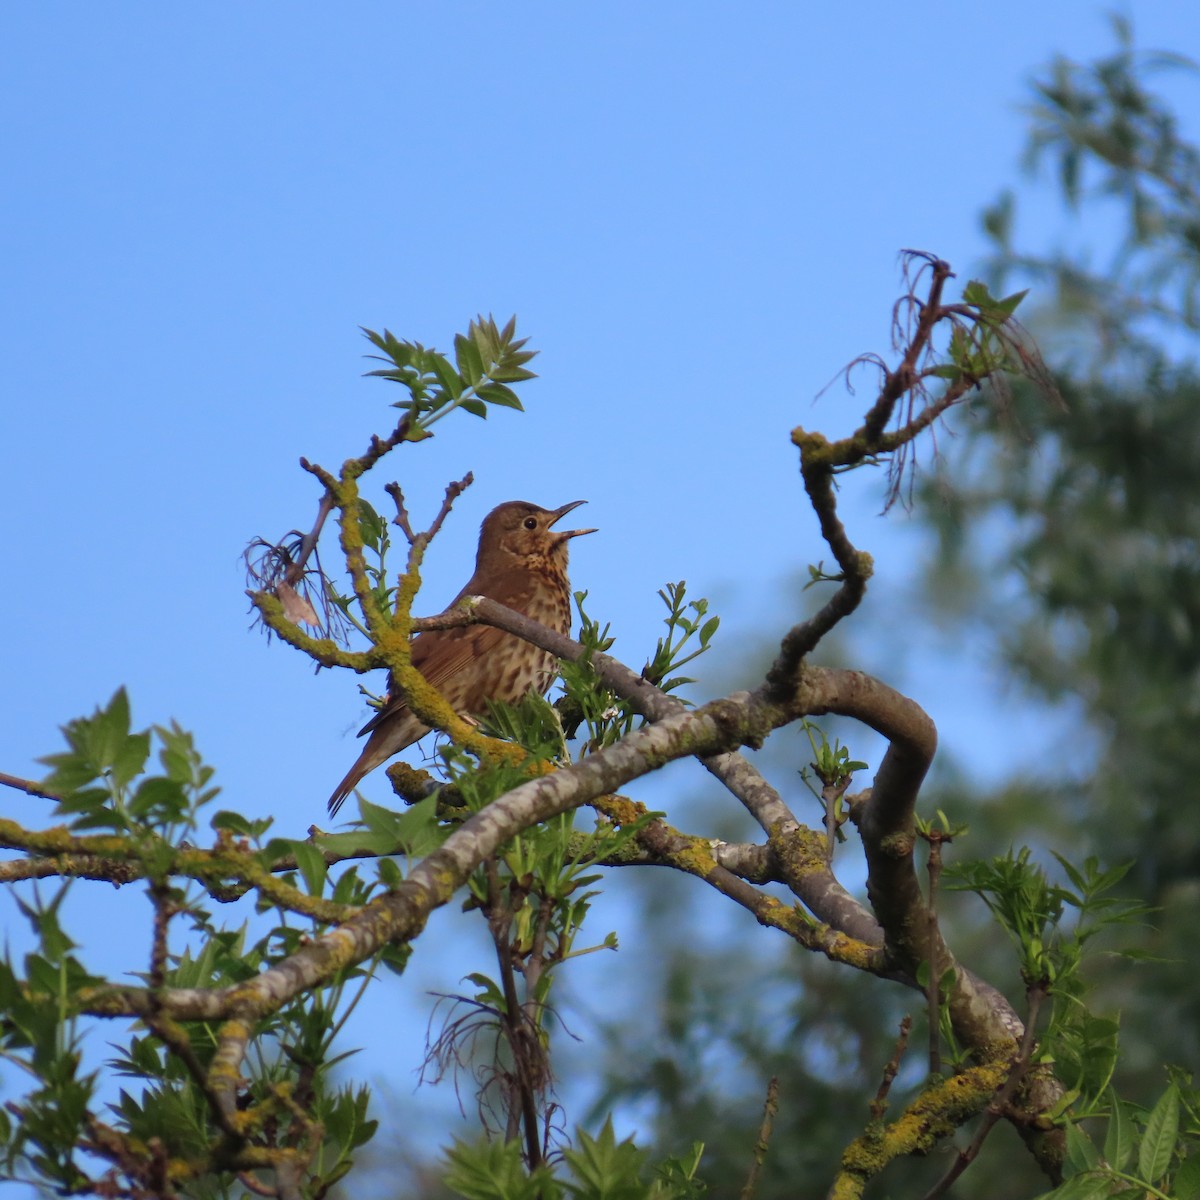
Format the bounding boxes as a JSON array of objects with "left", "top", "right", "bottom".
[
  {"left": 467, "top": 596, "right": 802, "bottom": 832},
  {"left": 787, "top": 667, "right": 1030, "bottom": 1052}
]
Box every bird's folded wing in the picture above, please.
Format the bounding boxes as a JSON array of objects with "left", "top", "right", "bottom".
[{"left": 356, "top": 622, "right": 510, "bottom": 737}]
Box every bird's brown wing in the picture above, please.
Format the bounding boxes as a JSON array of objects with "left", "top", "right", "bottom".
[
  {"left": 357, "top": 620, "right": 509, "bottom": 736},
  {"left": 330, "top": 568, "right": 562, "bottom": 816},
  {"left": 330, "top": 622, "right": 512, "bottom": 814}
]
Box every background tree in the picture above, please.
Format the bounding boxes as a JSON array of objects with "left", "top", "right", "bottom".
[
  {"left": 918, "top": 16, "right": 1200, "bottom": 1088},
  {"left": 594, "top": 22, "right": 1200, "bottom": 1199}
]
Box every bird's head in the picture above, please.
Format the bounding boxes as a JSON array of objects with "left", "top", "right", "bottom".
[{"left": 476, "top": 500, "right": 596, "bottom": 572}]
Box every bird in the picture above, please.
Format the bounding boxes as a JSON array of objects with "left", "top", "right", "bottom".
[{"left": 327, "top": 499, "right": 596, "bottom": 815}]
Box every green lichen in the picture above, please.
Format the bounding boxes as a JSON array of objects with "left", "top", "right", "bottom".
[
  {"left": 833, "top": 1061, "right": 1010, "bottom": 1198},
  {"left": 251, "top": 591, "right": 373, "bottom": 672}
]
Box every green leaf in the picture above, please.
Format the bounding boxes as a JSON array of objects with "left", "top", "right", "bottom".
[
  {"left": 290, "top": 841, "right": 328, "bottom": 897},
  {"left": 367, "top": 794, "right": 443, "bottom": 855},
  {"left": 463, "top": 972, "right": 507, "bottom": 1013},
  {"left": 360, "top": 326, "right": 389, "bottom": 355},
  {"left": 41, "top": 688, "right": 148, "bottom": 794},
  {"left": 995, "top": 287, "right": 1029, "bottom": 316},
  {"left": 377, "top": 857, "right": 403, "bottom": 889},
  {"left": 443, "top": 1136, "right": 544, "bottom": 1200},
  {"left": 930, "top": 363, "right": 964, "bottom": 381},
  {"left": 563, "top": 1116, "right": 647, "bottom": 1193},
  {"left": 1033, "top": 1175, "right": 1115, "bottom": 1200},
  {"left": 1138, "top": 1083, "right": 1180, "bottom": 1184},
  {"left": 330, "top": 865, "right": 367, "bottom": 905},
  {"left": 128, "top": 776, "right": 187, "bottom": 824},
  {"left": 96, "top": 686, "right": 132, "bottom": 751},
  {"left": 1102, "top": 1088, "right": 1133, "bottom": 1171},
  {"left": 38, "top": 752, "right": 101, "bottom": 796},
  {"left": 1175, "top": 1153, "right": 1200, "bottom": 1200},
  {"left": 260, "top": 837, "right": 297, "bottom": 866},
  {"left": 314, "top": 826, "right": 407, "bottom": 859},
  {"left": 962, "top": 280, "right": 991, "bottom": 307},
  {"left": 490, "top": 364, "right": 538, "bottom": 384},
  {"left": 156, "top": 722, "right": 215, "bottom": 793},
  {"left": 357, "top": 500, "right": 387, "bottom": 552},
  {"left": 1075, "top": 1015, "right": 1120, "bottom": 1099},
  {"left": 429, "top": 353, "right": 464, "bottom": 400},
  {"left": 1065, "top": 1122, "right": 1100, "bottom": 1173},
  {"left": 315, "top": 794, "right": 444, "bottom": 861},
  {"left": 469, "top": 314, "right": 499, "bottom": 361},
  {"left": 475, "top": 382, "right": 524, "bottom": 410},
  {"left": 211, "top": 809, "right": 273, "bottom": 838},
  {"left": 109, "top": 730, "right": 151, "bottom": 790},
  {"left": 454, "top": 334, "right": 485, "bottom": 385}
]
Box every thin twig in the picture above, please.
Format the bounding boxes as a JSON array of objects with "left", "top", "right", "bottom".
[
  {"left": 385, "top": 482, "right": 415, "bottom": 542},
  {"left": 429, "top": 474, "right": 474, "bottom": 539},
  {"left": 282, "top": 490, "right": 336, "bottom": 587},
  {"left": 386, "top": 472, "right": 473, "bottom": 547},
  {"left": 740, "top": 1076, "right": 780, "bottom": 1200},
  {"left": 926, "top": 834, "right": 946, "bottom": 1076},
  {"left": 483, "top": 858, "right": 545, "bottom": 1167},
  {"left": 236, "top": 1170, "right": 279, "bottom": 1197},
  {"left": 0, "top": 771, "right": 60, "bottom": 800},
  {"left": 870, "top": 1015, "right": 914, "bottom": 1121}
]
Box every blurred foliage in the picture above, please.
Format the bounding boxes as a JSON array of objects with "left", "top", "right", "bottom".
[
  {"left": 585, "top": 19, "right": 1200, "bottom": 1199},
  {"left": 921, "top": 18, "right": 1200, "bottom": 1092}
]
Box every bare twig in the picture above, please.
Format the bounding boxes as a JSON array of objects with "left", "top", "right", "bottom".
[
  {"left": 0, "top": 771, "right": 60, "bottom": 800},
  {"left": 870, "top": 1015, "right": 914, "bottom": 1121},
  {"left": 284, "top": 490, "right": 336, "bottom": 588},
  {"left": 353, "top": 414, "right": 415, "bottom": 474},
  {"left": 926, "top": 834, "right": 946, "bottom": 1076},
  {"left": 386, "top": 473, "right": 474, "bottom": 547},
  {"left": 385, "top": 480, "right": 415, "bottom": 542},
  {"left": 482, "top": 857, "right": 548, "bottom": 1167},
  {"left": 740, "top": 1076, "right": 780, "bottom": 1200},
  {"left": 237, "top": 1170, "right": 280, "bottom": 1197}
]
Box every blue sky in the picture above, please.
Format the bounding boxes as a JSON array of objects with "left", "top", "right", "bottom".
[{"left": 3, "top": 2, "right": 1200, "bottom": 1186}]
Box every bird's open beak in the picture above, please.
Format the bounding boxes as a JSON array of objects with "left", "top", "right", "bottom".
[{"left": 550, "top": 499, "right": 597, "bottom": 540}]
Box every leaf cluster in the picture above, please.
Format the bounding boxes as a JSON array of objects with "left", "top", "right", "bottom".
[
  {"left": 1041, "top": 1079, "right": 1200, "bottom": 1200},
  {"left": 364, "top": 314, "right": 536, "bottom": 437},
  {"left": 933, "top": 279, "right": 1031, "bottom": 386},
  {"left": 443, "top": 1117, "right": 705, "bottom": 1200},
  {"left": 559, "top": 584, "right": 720, "bottom": 754},
  {"left": 642, "top": 582, "right": 721, "bottom": 694},
  {"left": 0, "top": 691, "right": 400, "bottom": 1193},
  {"left": 947, "top": 849, "right": 1149, "bottom": 1109},
  {"left": 41, "top": 687, "right": 218, "bottom": 840}
]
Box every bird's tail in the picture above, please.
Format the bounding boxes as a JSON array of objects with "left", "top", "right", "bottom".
[
  {"left": 327, "top": 743, "right": 390, "bottom": 817},
  {"left": 327, "top": 704, "right": 430, "bottom": 817}
]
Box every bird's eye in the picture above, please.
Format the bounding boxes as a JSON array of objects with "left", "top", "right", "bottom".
[{"left": 523, "top": 517, "right": 538, "bottom": 530}]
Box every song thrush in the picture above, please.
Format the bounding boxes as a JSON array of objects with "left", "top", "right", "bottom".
[{"left": 327, "top": 499, "right": 596, "bottom": 815}]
